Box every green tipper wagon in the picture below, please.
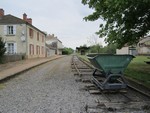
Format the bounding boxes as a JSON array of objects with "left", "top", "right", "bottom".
[{"left": 87, "top": 54, "right": 134, "bottom": 90}]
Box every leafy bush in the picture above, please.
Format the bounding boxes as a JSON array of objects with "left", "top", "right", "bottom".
[
  {"left": 89, "top": 44, "right": 116, "bottom": 54},
  {"left": 0, "top": 37, "right": 6, "bottom": 63},
  {"left": 62, "top": 47, "right": 74, "bottom": 55}
]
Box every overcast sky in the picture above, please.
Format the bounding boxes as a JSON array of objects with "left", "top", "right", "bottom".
[{"left": 1, "top": 0, "right": 105, "bottom": 49}]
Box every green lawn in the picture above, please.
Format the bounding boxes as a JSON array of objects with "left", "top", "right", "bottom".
[
  {"left": 77, "top": 54, "right": 89, "bottom": 62},
  {"left": 77, "top": 54, "right": 150, "bottom": 88},
  {"left": 125, "top": 56, "right": 150, "bottom": 88}
]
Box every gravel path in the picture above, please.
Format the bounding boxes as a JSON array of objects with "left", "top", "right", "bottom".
[{"left": 0, "top": 56, "right": 98, "bottom": 113}]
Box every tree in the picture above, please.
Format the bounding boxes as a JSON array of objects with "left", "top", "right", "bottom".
[
  {"left": 0, "top": 37, "right": 6, "bottom": 62},
  {"left": 87, "top": 34, "right": 100, "bottom": 45},
  {"left": 89, "top": 44, "right": 102, "bottom": 53},
  {"left": 102, "top": 44, "right": 117, "bottom": 54},
  {"left": 89, "top": 43, "right": 116, "bottom": 54},
  {"left": 76, "top": 45, "right": 90, "bottom": 55},
  {"left": 82, "top": 0, "right": 150, "bottom": 48},
  {"left": 87, "top": 34, "right": 103, "bottom": 53},
  {"left": 62, "top": 47, "right": 74, "bottom": 55}
]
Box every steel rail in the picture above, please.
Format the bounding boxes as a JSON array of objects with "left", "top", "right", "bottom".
[
  {"left": 73, "top": 55, "right": 112, "bottom": 101},
  {"left": 72, "top": 56, "right": 82, "bottom": 76},
  {"left": 77, "top": 55, "right": 150, "bottom": 99},
  {"left": 127, "top": 84, "right": 150, "bottom": 98}
]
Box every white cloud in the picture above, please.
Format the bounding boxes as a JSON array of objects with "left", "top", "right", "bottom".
[{"left": 1, "top": 0, "right": 105, "bottom": 49}]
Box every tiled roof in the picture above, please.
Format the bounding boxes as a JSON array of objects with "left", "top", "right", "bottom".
[
  {"left": 46, "top": 34, "right": 62, "bottom": 43},
  {"left": 46, "top": 43, "right": 57, "bottom": 50},
  {"left": 0, "top": 14, "right": 26, "bottom": 24},
  {"left": 0, "top": 14, "right": 46, "bottom": 35}
]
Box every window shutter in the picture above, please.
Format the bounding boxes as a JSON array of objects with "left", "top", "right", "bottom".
[
  {"left": 33, "top": 45, "right": 34, "bottom": 55},
  {"left": 14, "top": 43, "right": 17, "bottom": 53},
  {"left": 13, "top": 25, "right": 16, "bottom": 35},
  {"left": 5, "top": 43, "right": 8, "bottom": 53},
  {"left": 29, "top": 44, "right": 31, "bottom": 55},
  {"left": 4, "top": 25, "right": 7, "bottom": 35}
]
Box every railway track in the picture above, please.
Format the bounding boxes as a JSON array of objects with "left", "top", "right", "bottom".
[{"left": 71, "top": 55, "right": 150, "bottom": 112}]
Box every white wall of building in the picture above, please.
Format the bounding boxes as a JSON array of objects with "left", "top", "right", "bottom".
[
  {"left": 0, "top": 24, "right": 27, "bottom": 54},
  {"left": 116, "top": 47, "right": 129, "bottom": 54}
]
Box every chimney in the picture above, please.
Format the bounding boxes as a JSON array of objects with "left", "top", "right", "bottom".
[
  {"left": 0, "top": 9, "right": 4, "bottom": 17},
  {"left": 27, "top": 18, "right": 32, "bottom": 24},
  {"left": 23, "top": 13, "right": 32, "bottom": 25},
  {"left": 23, "top": 13, "right": 27, "bottom": 21}
]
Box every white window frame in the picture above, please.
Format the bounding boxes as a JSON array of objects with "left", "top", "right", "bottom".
[
  {"left": 7, "top": 43, "right": 14, "bottom": 54},
  {"left": 6, "top": 42, "right": 17, "bottom": 54},
  {"left": 4, "top": 25, "right": 16, "bottom": 35},
  {"left": 7, "top": 26, "right": 14, "bottom": 35}
]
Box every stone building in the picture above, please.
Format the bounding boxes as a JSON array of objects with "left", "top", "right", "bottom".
[
  {"left": 46, "top": 34, "right": 63, "bottom": 56},
  {"left": 0, "top": 8, "right": 46, "bottom": 58}
]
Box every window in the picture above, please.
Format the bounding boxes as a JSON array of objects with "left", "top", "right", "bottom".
[
  {"left": 41, "top": 46, "right": 44, "bottom": 55},
  {"left": 39, "top": 46, "right": 40, "bottom": 55},
  {"left": 29, "top": 44, "right": 32, "bottom": 55},
  {"left": 29, "top": 28, "right": 34, "bottom": 38},
  {"left": 29, "top": 44, "right": 34, "bottom": 55},
  {"left": 36, "top": 45, "right": 40, "bottom": 55},
  {"left": 7, "top": 43, "right": 14, "bottom": 54},
  {"left": 37, "top": 32, "right": 39, "bottom": 41},
  {"left": 36, "top": 45, "right": 38, "bottom": 55},
  {"left": 42, "top": 35, "right": 44, "bottom": 42},
  {"left": 7, "top": 26, "right": 14, "bottom": 35},
  {"left": 4, "top": 25, "right": 16, "bottom": 35}
]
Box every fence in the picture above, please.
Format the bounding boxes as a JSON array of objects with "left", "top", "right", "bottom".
[{"left": 1, "top": 53, "right": 25, "bottom": 64}]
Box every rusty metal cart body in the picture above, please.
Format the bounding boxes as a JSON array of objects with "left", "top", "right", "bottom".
[{"left": 87, "top": 54, "right": 134, "bottom": 90}]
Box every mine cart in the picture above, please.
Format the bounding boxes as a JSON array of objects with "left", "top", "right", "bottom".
[{"left": 87, "top": 54, "right": 134, "bottom": 90}]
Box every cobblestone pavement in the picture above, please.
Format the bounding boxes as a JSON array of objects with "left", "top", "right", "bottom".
[{"left": 0, "top": 56, "right": 98, "bottom": 113}]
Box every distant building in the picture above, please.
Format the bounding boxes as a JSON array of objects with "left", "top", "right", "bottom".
[
  {"left": 45, "top": 43, "right": 56, "bottom": 57},
  {"left": 46, "top": 34, "right": 63, "bottom": 56},
  {"left": 116, "top": 46, "right": 137, "bottom": 56},
  {"left": 116, "top": 36, "right": 150, "bottom": 55},
  {"left": 137, "top": 36, "right": 150, "bottom": 55},
  {"left": 76, "top": 46, "right": 90, "bottom": 55},
  {"left": 0, "top": 8, "right": 46, "bottom": 58}
]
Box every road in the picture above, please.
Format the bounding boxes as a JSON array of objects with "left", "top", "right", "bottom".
[{"left": 0, "top": 56, "right": 97, "bottom": 113}]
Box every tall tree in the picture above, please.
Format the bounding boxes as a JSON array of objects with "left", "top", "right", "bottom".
[
  {"left": 82, "top": 0, "right": 150, "bottom": 48},
  {"left": 89, "top": 44, "right": 102, "bottom": 53},
  {"left": 87, "top": 34, "right": 100, "bottom": 46},
  {"left": 0, "top": 37, "right": 6, "bottom": 62},
  {"left": 62, "top": 47, "right": 74, "bottom": 55},
  {"left": 87, "top": 34, "right": 103, "bottom": 53},
  {"left": 103, "top": 44, "right": 117, "bottom": 54}
]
